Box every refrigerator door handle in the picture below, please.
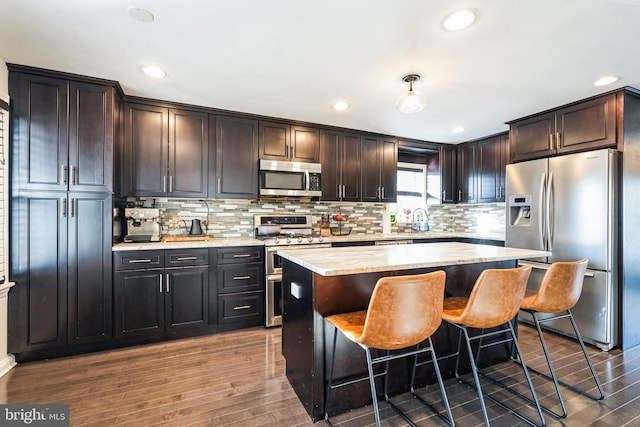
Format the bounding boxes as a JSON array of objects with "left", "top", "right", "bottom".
[
  {"left": 546, "top": 172, "right": 554, "bottom": 251},
  {"left": 517, "top": 260, "right": 596, "bottom": 277},
  {"left": 538, "top": 172, "right": 546, "bottom": 250}
]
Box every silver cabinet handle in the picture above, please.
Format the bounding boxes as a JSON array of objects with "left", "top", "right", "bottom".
[
  {"left": 555, "top": 132, "right": 561, "bottom": 149},
  {"left": 70, "top": 166, "right": 76, "bottom": 185},
  {"left": 381, "top": 186, "right": 385, "bottom": 200},
  {"left": 177, "top": 256, "right": 198, "bottom": 261},
  {"left": 61, "top": 165, "right": 67, "bottom": 186},
  {"left": 130, "top": 259, "right": 152, "bottom": 263},
  {"left": 163, "top": 175, "right": 167, "bottom": 193},
  {"left": 233, "top": 305, "right": 251, "bottom": 311},
  {"left": 233, "top": 275, "right": 251, "bottom": 280},
  {"left": 169, "top": 175, "right": 173, "bottom": 193},
  {"left": 338, "top": 185, "right": 341, "bottom": 199},
  {"left": 549, "top": 133, "right": 554, "bottom": 149},
  {"left": 458, "top": 190, "right": 463, "bottom": 201},
  {"left": 342, "top": 184, "right": 346, "bottom": 199},
  {"left": 159, "top": 274, "right": 163, "bottom": 293},
  {"left": 233, "top": 254, "right": 251, "bottom": 258},
  {"left": 69, "top": 198, "right": 75, "bottom": 217},
  {"left": 61, "top": 198, "right": 67, "bottom": 217},
  {"left": 166, "top": 274, "right": 170, "bottom": 292}
]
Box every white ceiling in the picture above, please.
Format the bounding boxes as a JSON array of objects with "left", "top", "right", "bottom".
[{"left": 1, "top": 0, "right": 640, "bottom": 143}]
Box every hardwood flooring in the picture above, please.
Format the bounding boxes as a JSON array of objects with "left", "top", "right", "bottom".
[{"left": 0, "top": 323, "right": 638, "bottom": 427}]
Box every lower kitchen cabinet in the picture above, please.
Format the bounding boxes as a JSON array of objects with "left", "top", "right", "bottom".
[
  {"left": 113, "top": 249, "right": 209, "bottom": 339},
  {"left": 9, "top": 191, "right": 113, "bottom": 359},
  {"left": 211, "top": 246, "right": 265, "bottom": 326}
]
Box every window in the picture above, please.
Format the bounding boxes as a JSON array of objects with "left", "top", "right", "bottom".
[
  {"left": 391, "top": 162, "right": 427, "bottom": 223},
  {"left": 0, "top": 101, "right": 7, "bottom": 283}
]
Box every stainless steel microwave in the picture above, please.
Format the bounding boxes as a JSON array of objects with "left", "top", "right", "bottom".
[{"left": 259, "top": 159, "right": 322, "bottom": 197}]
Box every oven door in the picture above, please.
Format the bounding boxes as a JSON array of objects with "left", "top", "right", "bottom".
[
  {"left": 266, "top": 275, "right": 283, "bottom": 327},
  {"left": 266, "top": 246, "right": 283, "bottom": 275}
]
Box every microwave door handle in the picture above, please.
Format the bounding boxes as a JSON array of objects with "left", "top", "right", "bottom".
[{"left": 304, "top": 169, "right": 310, "bottom": 193}]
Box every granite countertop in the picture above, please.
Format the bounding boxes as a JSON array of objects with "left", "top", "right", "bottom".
[
  {"left": 277, "top": 242, "right": 549, "bottom": 276},
  {"left": 328, "top": 231, "right": 504, "bottom": 243},
  {"left": 112, "top": 238, "right": 264, "bottom": 251}
]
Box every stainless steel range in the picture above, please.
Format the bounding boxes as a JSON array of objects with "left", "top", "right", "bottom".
[{"left": 255, "top": 214, "right": 331, "bottom": 327}]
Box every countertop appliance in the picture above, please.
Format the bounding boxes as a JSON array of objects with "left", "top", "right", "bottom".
[
  {"left": 255, "top": 214, "right": 331, "bottom": 327},
  {"left": 259, "top": 159, "right": 322, "bottom": 197},
  {"left": 124, "top": 208, "right": 161, "bottom": 243},
  {"left": 506, "top": 148, "right": 618, "bottom": 350}
]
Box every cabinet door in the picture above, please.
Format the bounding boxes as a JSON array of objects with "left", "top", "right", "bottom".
[
  {"left": 509, "top": 112, "right": 555, "bottom": 162},
  {"left": 341, "top": 133, "right": 362, "bottom": 201},
  {"left": 319, "top": 129, "right": 341, "bottom": 201},
  {"left": 69, "top": 82, "right": 114, "bottom": 192},
  {"left": 9, "top": 192, "right": 68, "bottom": 353},
  {"left": 379, "top": 137, "right": 397, "bottom": 202},
  {"left": 67, "top": 193, "right": 112, "bottom": 345},
  {"left": 456, "top": 143, "right": 477, "bottom": 203},
  {"left": 165, "top": 266, "right": 209, "bottom": 331},
  {"left": 440, "top": 145, "right": 457, "bottom": 203},
  {"left": 9, "top": 72, "right": 69, "bottom": 192},
  {"left": 556, "top": 94, "right": 617, "bottom": 154},
  {"left": 361, "top": 137, "right": 381, "bottom": 201},
  {"left": 169, "top": 108, "right": 208, "bottom": 197},
  {"left": 498, "top": 133, "right": 509, "bottom": 201},
  {"left": 477, "top": 137, "right": 501, "bottom": 203},
  {"left": 213, "top": 115, "right": 259, "bottom": 198},
  {"left": 122, "top": 103, "right": 169, "bottom": 197},
  {"left": 259, "top": 121, "right": 290, "bottom": 160},
  {"left": 291, "top": 126, "right": 319, "bottom": 162},
  {"left": 114, "top": 270, "right": 164, "bottom": 338}
]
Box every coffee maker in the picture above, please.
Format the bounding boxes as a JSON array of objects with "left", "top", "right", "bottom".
[{"left": 124, "top": 208, "right": 161, "bottom": 242}]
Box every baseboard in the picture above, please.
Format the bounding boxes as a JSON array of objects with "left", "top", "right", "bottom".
[{"left": 0, "top": 354, "right": 16, "bottom": 378}]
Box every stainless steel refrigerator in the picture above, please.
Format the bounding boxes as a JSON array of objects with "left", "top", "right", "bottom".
[{"left": 506, "top": 148, "right": 618, "bottom": 350}]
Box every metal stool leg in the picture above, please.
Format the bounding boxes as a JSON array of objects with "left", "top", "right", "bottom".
[
  {"left": 364, "top": 348, "right": 383, "bottom": 427},
  {"left": 324, "top": 328, "right": 338, "bottom": 426}
]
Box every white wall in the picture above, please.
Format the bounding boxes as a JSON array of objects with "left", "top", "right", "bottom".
[{"left": 0, "top": 59, "right": 8, "bottom": 99}]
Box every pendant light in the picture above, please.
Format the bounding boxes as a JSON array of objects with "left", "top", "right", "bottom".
[{"left": 396, "top": 74, "right": 426, "bottom": 114}]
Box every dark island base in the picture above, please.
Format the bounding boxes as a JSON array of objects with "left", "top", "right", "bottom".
[{"left": 281, "top": 259, "right": 517, "bottom": 422}]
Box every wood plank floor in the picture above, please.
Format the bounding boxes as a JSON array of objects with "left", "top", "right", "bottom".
[{"left": 0, "top": 323, "right": 638, "bottom": 427}]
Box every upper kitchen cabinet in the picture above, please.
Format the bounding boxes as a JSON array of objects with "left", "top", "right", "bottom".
[
  {"left": 440, "top": 145, "right": 457, "bottom": 204},
  {"left": 361, "top": 136, "right": 397, "bottom": 202},
  {"left": 320, "top": 129, "right": 361, "bottom": 201},
  {"left": 122, "top": 102, "right": 208, "bottom": 198},
  {"left": 509, "top": 93, "right": 617, "bottom": 162},
  {"left": 259, "top": 121, "right": 319, "bottom": 162},
  {"left": 211, "top": 115, "right": 259, "bottom": 199},
  {"left": 476, "top": 132, "right": 508, "bottom": 203},
  {"left": 9, "top": 71, "right": 114, "bottom": 193},
  {"left": 456, "top": 143, "right": 477, "bottom": 203}
]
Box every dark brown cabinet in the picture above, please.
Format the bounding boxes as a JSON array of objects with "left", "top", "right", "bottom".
[
  {"left": 259, "top": 121, "right": 319, "bottom": 162},
  {"left": 114, "top": 249, "right": 209, "bottom": 339},
  {"left": 9, "top": 192, "right": 113, "bottom": 355},
  {"left": 122, "top": 103, "right": 208, "bottom": 197},
  {"left": 211, "top": 115, "right": 259, "bottom": 198},
  {"left": 456, "top": 143, "right": 477, "bottom": 203},
  {"left": 440, "top": 145, "right": 457, "bottom": 203},
  {"left": 361, "top": 136, "right": 397, "bottom": 202},
  {"left": 10, "top": 73, "right": 114, "bottom": 193},
  {"left": 509, "top": 93, "right": 617, "bottom": 162},
  {"left": 212, "top": 246, "right": 264, "bottom": 326},
  {"left": 320, "top": 129, "right": 361, "bottom": 201},
  {"left": 477, "top": 133, "right": 508, "bottom": 203}
]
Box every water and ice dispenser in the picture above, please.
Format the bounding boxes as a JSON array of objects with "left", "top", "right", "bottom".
[{"left": 509, "top": 195, "right": 532, "bottom": 226}]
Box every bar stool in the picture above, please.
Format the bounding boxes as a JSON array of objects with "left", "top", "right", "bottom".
[
  {"left": 518, "top": 258, "right": 605, "bottom": 418},
  {"left": 324, "top": 271, "right": 454, "bottom": 427},
  {"left": 442, "top": 265, "right": 546, "bottom": 427}
]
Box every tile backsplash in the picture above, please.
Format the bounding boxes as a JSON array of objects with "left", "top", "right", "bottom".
[{"left": 129, "top": 197, "right": 505, "bottom": 239}]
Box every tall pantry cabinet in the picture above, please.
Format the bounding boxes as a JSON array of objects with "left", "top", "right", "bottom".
[{"left": 8, "top": 66, "right": 116, "bottom": 360}]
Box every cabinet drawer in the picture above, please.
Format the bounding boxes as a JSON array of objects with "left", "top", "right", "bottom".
[
  {"left": 218, "top": 263, "right": 263, "bottom": 294},
  {"left": 114, "top": 250, "right": 164, "bottom": 271},
  {"left": 218, "top": 292, "right": 264, "bottom": 323},
  {"left": 217, "top": 246, "right": 263, "bottom": 264},
  {"left": 166, "top": 249, "right": 209, "bottom": 267}
]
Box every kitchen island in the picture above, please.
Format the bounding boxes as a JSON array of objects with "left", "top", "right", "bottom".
[{"left": 278, "top": 242, "right": 550, "bottom": 421}]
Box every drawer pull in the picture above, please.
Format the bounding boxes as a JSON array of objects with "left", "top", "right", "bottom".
[
  {"left": 130, "top": 259, "right": 152, "bottom": 263},
  {"left": 232, "top": 254, "right": 252, "bottom": 258},
  {"left": 177, "top": 256, "right": 198, "bottom": 261},
  {"left": 233, "top": 305, "right": 251, "bottom": 311},
  {"left": 233, "top": 275, "right": 252, "bottom": 280}
]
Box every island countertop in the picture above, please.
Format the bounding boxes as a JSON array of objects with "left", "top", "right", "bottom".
[{"left": 278, "top": 242, "right": 550, "bottom": 276}]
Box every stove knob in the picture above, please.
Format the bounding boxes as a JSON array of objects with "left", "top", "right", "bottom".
[
  {"left": 318, "top": 236, "right": 324, "bottom": 242},
  {"left": 307, "top": 236, "right": 313, "bottom": 242},
  {"left": 286, "top": 237, "right": 291, "bottom": 244},
  {"left": 274, "top": 237, "right": 279, "bottom": 244},
  {"left": 297, "top": 236, "right": 303, "bottom": 243}
]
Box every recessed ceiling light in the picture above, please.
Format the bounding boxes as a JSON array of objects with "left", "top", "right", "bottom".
[
  {"left": 452, "top": 126, "right": 466, "bottom": 133},
  {"left": 443, "top": 9, "right": 476, "bottom": 31},
  {"left": 127, "top": 7, "right": 154, "bottom": 22},
  {"left": 594, "top": 75, "right": 620, "bottom": 86},
  {"left": 141, "top": 66, "right": 166, "bottom": 79},
  {"left": 332, "top": 101, "right": 350, "bottom": 111}
]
